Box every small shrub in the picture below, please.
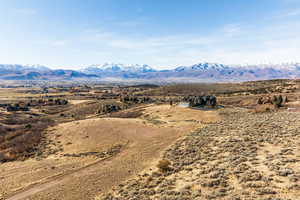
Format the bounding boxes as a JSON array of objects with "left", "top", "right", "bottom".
[
  {"left": 3, "top": 151, "right": 17, "bottom": 161},
  {"left": 0, "top": 117, "right": 53, "bottom": 162},
  {"left": 271, "top": 95, "right": 283, "bottom": 108},
  {"left": 0, "top": 152, "right": 4, "bottom": 162},
  {"left": 25, "top": 124, "right": 32, "bottom": 129},
  {"left": 157, "top": 159, "right": 171, "bottom": 172}
]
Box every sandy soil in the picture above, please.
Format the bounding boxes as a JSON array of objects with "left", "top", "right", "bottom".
[
  {"left": 1, "top": 105, "right": 219, "bottom": 200},
  {"left": 68, "top": 100, "right": 92, "bottom": 105}
]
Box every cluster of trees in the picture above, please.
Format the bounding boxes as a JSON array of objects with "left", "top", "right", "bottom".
[
  {"left": 120, "top": 95, "right": 152, "bottom": 104},
  {"left": 257, "top": 95, "right": 288, "bottom": 108},
  {"left": 28, "top": 98, "right": 68, "bottom": 106},
  {"left": 5, "top": 98, "right": 68, "bottom": 112},
  {"left": 97, "top": 104, "right": 122, "bottom": 114},
  {"left": 184, "top": 95, "right": 217, "bottom": 107},
  {"left": 6, "top": 103, "right": 29, "bottom": 112},
  {"left": 50, "top": 98, "right": 68, "bottom": 105}
]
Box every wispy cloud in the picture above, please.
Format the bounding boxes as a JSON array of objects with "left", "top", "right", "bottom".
[
  {"left": 275, "top": 8, "right": 300, "bottom": 18},
  {"left": 34, "top": 40, "right": 69, "bottom": 47},
  {"left": 50, "top": 40, "right": 69, "bottom": 47},
  {"left": 222, "top": 24, "right": 242, "bottom": 37},
  {"left": 74, "top": 19, "right": 300, "bottom": 67},
  {"left": 11, "top": 14, "right": 300, "bottom": 68},
  {"left": 285, "top": 9, "right": 300, "bottom": 16},
  {"left": 15, "top": 8, "right": 37, "bottom": 16}
]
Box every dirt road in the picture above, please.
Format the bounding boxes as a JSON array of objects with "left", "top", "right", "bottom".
[{"left": 5, "top": 146, "right": 126, "bottom": 200}]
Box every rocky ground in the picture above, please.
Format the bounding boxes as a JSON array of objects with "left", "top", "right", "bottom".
[{"left": 101, "top": 108, "right": 300, "bottom": 200}]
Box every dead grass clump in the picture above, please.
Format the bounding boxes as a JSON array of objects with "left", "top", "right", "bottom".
[
  {"left": 0, "top": 124, "right": 15, "bottom": 134},
  {"left": 2, "top": 151, "right": 17, "bottom": 161},
  {"left": 0, "top": 113, "right": 48, "bottom": 125},
  {"left": 157, "top": 159, "right": 171, "bottom": 172},
  {"left": 65, "top": 101, "right": 119, "bottom": 117},
  {"left": 253, "top": 104, "right": 275, "bottom": 113},
  {"left": 109, "top": 110, "right": 143, "bottom": 118},
  {"left": 40, "top": 104, "right": 71, "bottom": 115},
  {"left": 0, "top": 152, "right": 4, "bottom": 161},
  {"left": 3, "top": 130, "right": 24, "bottom": 141}
]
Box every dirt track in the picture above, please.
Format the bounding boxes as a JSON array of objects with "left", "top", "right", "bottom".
[{"left": 5, "top": 144, "right": 127, "bottom": 200}]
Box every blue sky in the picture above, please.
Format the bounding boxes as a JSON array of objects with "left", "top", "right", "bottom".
[{"left": 0, "top": 0, "right": 300, "bottom": 69}]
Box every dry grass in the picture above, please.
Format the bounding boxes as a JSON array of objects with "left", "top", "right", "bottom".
[
  {"left": 252, "top": 104, "right": 276, "bottom": 113},
  {"left": 142, "top": 105, "right": 220, "bottom": 127},
  {"left": 0, "top": 115, "right": 53, "bottom": 162},
  {"left": 108, "top": 109, "right": 144, "bottom": 118}
]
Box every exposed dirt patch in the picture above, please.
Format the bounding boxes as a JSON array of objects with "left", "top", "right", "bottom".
[
  {"left": 142, "top": 104, "right": 219, "bottom": 128},
  {"left": 68, "top": 100, "right": 92, "bottom": 105}
]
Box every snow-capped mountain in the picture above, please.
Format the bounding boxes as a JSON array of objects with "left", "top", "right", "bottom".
[
  {"left": 232, "top": 63, "right": 300, "bottom": 70},
  {"left": 0, "top": 62, "right": 300, "bottom": 82},
  {"left": 23, "top": 64, "right": 51, "bottom": 72},
  {"left": 82, "top": 62, "right": 300, "bottom": 81},
  {"left": 167, "top": 62, "right": 300, "bottom": 81},
  {"left": 0, "top": 64, "right": 50, "bottom": 72},
  {"left": 174, "top": 63, "right": 230, "bottom": 72},
  {"left": 82, "top": 63, "right": 156, "bottom": 74}
]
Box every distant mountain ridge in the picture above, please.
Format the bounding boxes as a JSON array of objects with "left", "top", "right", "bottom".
[
  {"left": 1, "top": 62, "right": 300, "bottom": 82},
  {"left": 0, "top": 64, "right": 97, "bottom": 80}
]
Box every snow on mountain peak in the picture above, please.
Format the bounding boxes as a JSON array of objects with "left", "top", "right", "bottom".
[
  {"left": 175, "top": 62, "right": 229, "bottom": 72},
  {"left": 24, "top": 64, "right": 51, "bottom": 71},
  {"left": 0, "top": 64, "right": 50, "bottom": 72},
  {"left": 232, "top": 63, "right": 300, "bottom": 70},
  {"left": 82, "top": 63, "right": 156, "bottom": 73}
]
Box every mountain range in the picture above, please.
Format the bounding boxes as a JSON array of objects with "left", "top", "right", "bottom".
[
  {"left": 0, "top": 63, "right": 300, "bottom": 82},
  {"left": 0, "top": 64, "right": 97, "bottom": 80}
]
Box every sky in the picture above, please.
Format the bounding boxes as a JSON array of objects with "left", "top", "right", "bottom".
[{"left": 0, "top": 0, "right": 300, "bottom": 69}]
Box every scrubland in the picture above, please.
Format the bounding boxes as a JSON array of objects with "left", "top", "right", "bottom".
[{"left": 0, "top": 79, "right": 299, "bottom": 200}]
